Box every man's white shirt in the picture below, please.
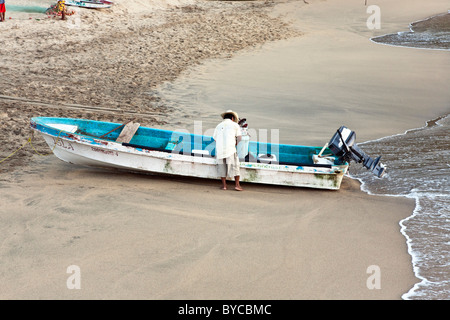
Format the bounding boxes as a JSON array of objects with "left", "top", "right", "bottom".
[{"left": 213, "top": 119, "right": 242, "bottom": 159}]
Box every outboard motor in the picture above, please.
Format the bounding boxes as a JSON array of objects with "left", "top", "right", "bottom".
[{"left": 328, "top": 126, "right": 386, "bottom": 178}]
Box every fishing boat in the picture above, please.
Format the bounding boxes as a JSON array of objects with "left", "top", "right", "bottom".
[
  {"left": 30, "top": 117, "right": 385, "bottom": 190},
  {"left": 64, "top": 0, "right": 112, "bottom": 9}
]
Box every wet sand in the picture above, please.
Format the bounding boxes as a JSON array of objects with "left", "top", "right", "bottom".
[
  {"left": 1, "top": 156, "right": 415, "bottom": 299},
  {"left": 2, "top": 0, "right": 447, "bottom": 299}
]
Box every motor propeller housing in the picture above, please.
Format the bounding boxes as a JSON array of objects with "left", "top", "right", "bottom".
[{"left": 328, "top": 126, "right": 386, "bottom": 177}]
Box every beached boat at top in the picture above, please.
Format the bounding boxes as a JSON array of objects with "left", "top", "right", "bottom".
[
  {"left": 64, "top": 0, "right": 112, "bottom": 9},
  {"left": 30, "top": 117, "right": 385, "bottom": 190}
]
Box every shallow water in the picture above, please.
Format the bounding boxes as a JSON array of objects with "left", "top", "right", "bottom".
[
  {"left": 371, "top": 12, "right": 450, "bottom": 50},
  {"left": 4, "top": 0, "right": 53, "bottom": 18},
  {"left": 7, "top": 5, "right": 47, "bottom": 13}
]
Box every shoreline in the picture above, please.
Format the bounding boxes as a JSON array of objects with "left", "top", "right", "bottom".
[
  {"left": 2, "top": 0, "right": 446, "bottom": 299},
  {"left": 370, "top": 11, "right": 450, "bottom": 52},
  {"left": 350, "top": 114, "right": 450, "bottom": 300}
]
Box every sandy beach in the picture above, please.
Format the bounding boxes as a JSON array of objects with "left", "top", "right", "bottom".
[{"left": 1, "top": 0, "right": 448, "bottom": 300}]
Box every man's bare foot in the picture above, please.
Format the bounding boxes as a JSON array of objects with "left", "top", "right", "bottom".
[
  {"left": 235, "top": 186, "right": 243, "bottom": 191},
  {"left": 220, "top": 186, "right": 227, "bottom": 190}
]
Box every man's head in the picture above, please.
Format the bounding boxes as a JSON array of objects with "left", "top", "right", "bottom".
[
  {"left": 220, "top": 110, "right": 239, "bottom": 123},
  {"left": 223, "top": 113, "right": 235, "bottom": 121}
]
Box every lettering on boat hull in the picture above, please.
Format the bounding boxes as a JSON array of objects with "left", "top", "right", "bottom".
[
  {"left": 52, "top": 137, "right": 74, "bottom": 151},
  {"left": 91, "top": 146, "right": 118, "bottom": 157}
]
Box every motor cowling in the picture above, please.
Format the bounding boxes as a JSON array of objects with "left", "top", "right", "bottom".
[{"left": 328, "top": 126, "right": 386, "bottom": 178}]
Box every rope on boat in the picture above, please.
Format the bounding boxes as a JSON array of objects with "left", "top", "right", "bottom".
[{"left": 0, "top": 130, "right": 63, "bottom": 164}]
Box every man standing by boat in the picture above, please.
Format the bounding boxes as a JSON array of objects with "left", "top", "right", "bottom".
[
  {"left": 213, "top": 110, "right": 243, "bottom": 191},
  {"left": 0, "top": 0, "right": 5, "bottom": 22}
]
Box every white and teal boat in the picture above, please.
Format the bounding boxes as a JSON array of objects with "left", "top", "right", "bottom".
[{"left": 29, "top": 117, "right": 381, "bottom": 190}]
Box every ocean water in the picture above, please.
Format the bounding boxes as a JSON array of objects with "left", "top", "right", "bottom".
[
  {"left": 349, "top": 115, "right": 450, "bottom": 300},
  {"left": 371, "top": 12, "right": 450, "bottom": 51}
]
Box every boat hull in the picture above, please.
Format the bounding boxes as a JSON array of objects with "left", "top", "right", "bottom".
[{"left": 31, "top": 118, "right": 348, "bottom": 190}]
